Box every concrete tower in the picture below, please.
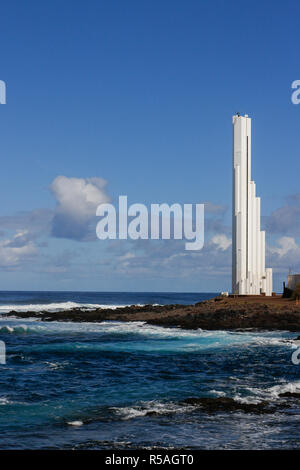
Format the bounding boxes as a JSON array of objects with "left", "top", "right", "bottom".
[{"left": 232, "top": 114, "right": 272, "bottom": 296}]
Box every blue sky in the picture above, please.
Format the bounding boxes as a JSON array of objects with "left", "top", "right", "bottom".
[{"left": 0, "top": 0, "right": 299, "bottom": 292}]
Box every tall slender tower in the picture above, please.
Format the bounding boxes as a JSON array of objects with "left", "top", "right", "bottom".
[{"left": 232, "top": 114, "right": 272, "bottom": 296}]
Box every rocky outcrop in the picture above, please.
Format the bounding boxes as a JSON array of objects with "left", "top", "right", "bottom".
[
  {"left": 181, "top": 397, "right": 271, "bottom": 413},
  {"left": 4, "top": 296, "right": 300, "bottom": 331}
]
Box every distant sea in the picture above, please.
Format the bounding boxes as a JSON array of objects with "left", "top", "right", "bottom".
[
  {"left": 0, "top": 290, "right": 215, "bottom": 313},
  {"left": 0, "top": 290, "right": 299, "bottom": 450}
]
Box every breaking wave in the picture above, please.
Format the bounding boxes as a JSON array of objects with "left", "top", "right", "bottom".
[
  {"left": 0, "top": 320, "right": 295, "bottom": 354},
  {"left": 110, "top": 401, "right": 194, "bottom": 420},
  {"left": 233, "top": 379, "right": 300, "bottom": 404},
  {"left": 0, "top": 302, "right": 141, "bottom": 314}
]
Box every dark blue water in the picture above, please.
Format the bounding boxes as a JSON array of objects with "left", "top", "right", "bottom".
[{"left": 0, "top": 291, "right": 299, "bottom": 449}]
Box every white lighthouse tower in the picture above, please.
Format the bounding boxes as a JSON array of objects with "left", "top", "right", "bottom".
[{"left": 232, "top": 113, "right": 272, "bottom": 296}]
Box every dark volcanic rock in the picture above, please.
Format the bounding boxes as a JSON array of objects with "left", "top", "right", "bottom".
[
  {"left": 182, "top": 397, "right": 271, "bottom": 414},
  {"left": 278, "top": 392, "right": 300, "bottom": 398},
  {"left": 3, "top": 296, "right": 300, "bottom": 331}
]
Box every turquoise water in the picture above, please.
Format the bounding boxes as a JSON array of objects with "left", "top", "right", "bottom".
[{"left": 0, "top": 291, "right": 299, "bottom": 449}]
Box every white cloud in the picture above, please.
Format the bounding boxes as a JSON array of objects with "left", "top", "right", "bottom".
[
  {"left": 51, "top": 176, "right": 109, "bottom": 220},
  {"left": 50, "top": 176, "right": 110, "bottom": 240},
  {"left": 269, "top": 236, "right": 298, "bottom": 258},
  {"left": 0, "top": 230, "right": 37, "bottom": 267},
  {"left": 210, "top": 234, "right": 232, "bottom": 251},
  {"left": 268, "top": 236, "right": 300, "bottom": 276}
]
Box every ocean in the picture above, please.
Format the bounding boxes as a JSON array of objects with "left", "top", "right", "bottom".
[{"left": 0, "top": 291, "right": 299, "bottom": 450}]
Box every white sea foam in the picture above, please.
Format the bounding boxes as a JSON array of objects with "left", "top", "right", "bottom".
[
  {"left": 0, "top": 324, "right": 46, "bottom": 334},
  {"left": 210, "top": 390, "right": 226, "bottom": 397},
  {"left": 0, "top": 319, "right": 201, "bottom": 337},
  {"left": 0, "top": 325, "right": 32, "bottom": 334},
  {"left": 92, "top": 321, "right": 205, "bottom": 338},
  {"left": 111, "top": 401, "right": 193, "bottom": 420},
  {"left": 0, "top": 319, "right": 295, "bottom": 355},
  {"left": 0, "top": 301, "right": 140, "bottom": 314},
  {"left": 0, "top": 396, "right": 11, "bottom": 405},
  {"left": 232, "top": 379, "right": 300, "bottom": 404},
  {"left": 45, "top": 361, "right": 69, "bottom": 370},
  {"left": 268, "top": 380, "right": 300, "bottom": 398},
  {"left": 67, "top": 420, "right": 83, "bottom": 426}
]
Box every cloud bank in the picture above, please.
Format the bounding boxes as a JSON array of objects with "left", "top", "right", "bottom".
[
  {"left": 0, "top": 178, "right": 299, "bottom": 291},
  {"left": 0, "top": 230, "right": 37, "bottom": 267}
]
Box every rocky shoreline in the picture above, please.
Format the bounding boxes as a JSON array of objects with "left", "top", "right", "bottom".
[{"left": 4, "top": 295, "right": 300, "bottom": 331}]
